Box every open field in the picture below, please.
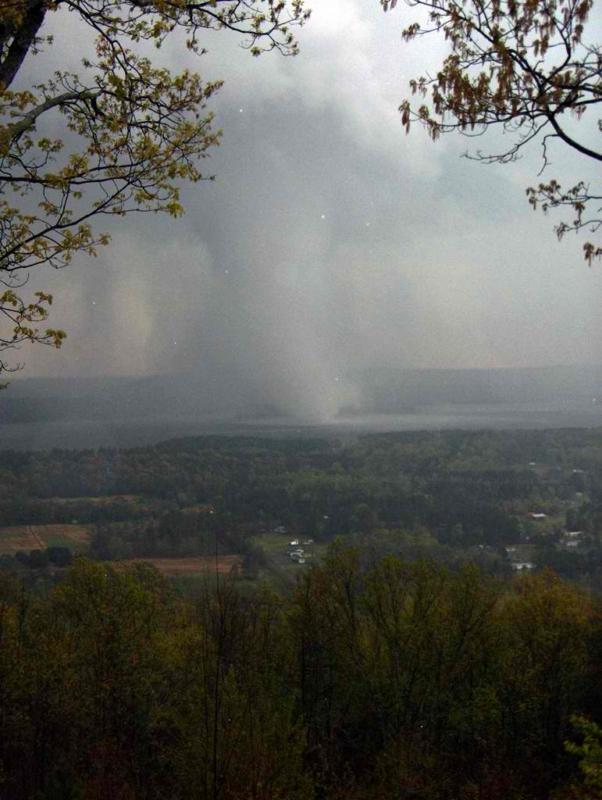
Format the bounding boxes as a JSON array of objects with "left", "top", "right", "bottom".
[
  {"left": 120, "top": 555, "right": 242, "bottom": 576},
  {"left": 180, "top": 504, "right": 214, "bottom": 514},
  {"left": 0, "top": 524, "right": 92, "bottom": 553},
  {"left": 251, "top": 532, "right": 292, "bottom": 553},
  {"left": 48, "top": 494, "right": 143, "bottom": 505},
  {"left": 251, "top": 533, "right": 327, "bottom": 581}
]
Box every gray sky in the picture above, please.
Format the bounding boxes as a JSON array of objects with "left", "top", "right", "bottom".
[{"left": 13, "top": 0, "right": 602, "bottom": 415}]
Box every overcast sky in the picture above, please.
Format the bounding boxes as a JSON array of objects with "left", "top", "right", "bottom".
[{"left": 13, "top": 0, "right": 602, "bottom": 414}]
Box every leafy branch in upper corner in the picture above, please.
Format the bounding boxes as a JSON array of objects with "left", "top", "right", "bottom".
[
  {"left": 0, "top": 0, "right": 310, "bottom": 377},
  {"left": 382, "top": 0, "right": 601, "bottom": 263}
]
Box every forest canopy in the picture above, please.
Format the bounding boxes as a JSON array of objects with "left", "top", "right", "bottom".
[{"left": 0, "top": 554, "right": 601, "bottom": 798}]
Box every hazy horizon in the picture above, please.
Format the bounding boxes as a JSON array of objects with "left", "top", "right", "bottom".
[{"left": 1, "top": 363, "right": 601, "bottom": 452}]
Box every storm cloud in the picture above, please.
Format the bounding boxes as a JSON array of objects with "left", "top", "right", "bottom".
[{"left": 12, "top": 0, "right": 602, "bottom": 418}]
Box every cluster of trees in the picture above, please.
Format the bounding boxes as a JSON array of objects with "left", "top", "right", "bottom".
[
  {"left": 0, "top": 552, "right": 601, "bottom": 799},
  {"left": 89, "top": 510, "right": 245, "bottom": 561},
  {"left": 0, "top": 428, "right": 600, "bottom": 583},
  {"left": 0, "top": 495, "right": 158, "bottom": 526},
  {"left": 0, "top": 544, "right": 72, "bottom": 570}
]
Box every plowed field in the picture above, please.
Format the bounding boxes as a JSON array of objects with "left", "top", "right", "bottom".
[
  {"left": 0, "top": 524, "right": 92, "bottom": 553},
  {"left": 121, "top": 556, "right": 242, "bottom": 576}
]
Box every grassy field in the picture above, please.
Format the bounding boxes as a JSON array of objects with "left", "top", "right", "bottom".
[
  {"left": 251, "top": 533, "right": 327, "bottom": 584},
  {"left": 0, "top": 524, "right": 92, "bottom": 554},
  {"left": 251, "top": 532, "right": 293, "bottom": 554}
]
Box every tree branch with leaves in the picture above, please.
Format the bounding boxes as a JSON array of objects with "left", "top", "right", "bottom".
[
  {"left": 0, "top": 0, "right": 309, "bottom": 376},
  {"left": 382, "top": 0, "right": 601, "bottom": 263}
]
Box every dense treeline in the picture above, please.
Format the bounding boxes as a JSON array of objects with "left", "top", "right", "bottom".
[
  {"left": 0, "top": 428, "right": 600, "bottom": 585},
  {"left": 0, "top": 432, "right": 600, "bottom": 538},
  {"left": 0, "top": 553, "right": 601, "bottom": 799}
]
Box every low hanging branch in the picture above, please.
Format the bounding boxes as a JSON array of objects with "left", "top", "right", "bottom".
[
  {"left": 0, "top": 0, "right": 310, "bottom": 376},
  {"left": 382, "top": 0, "right": 601, "bottom": 263}
]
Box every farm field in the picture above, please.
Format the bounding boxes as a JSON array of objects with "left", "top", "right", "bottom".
[
  {"left": 120, "top": 555, "right": 242, "bottom": 576},
  {"left": 0, "top": 524, "right": 92, "bottom": 553},
  {"left": 37, "top": 494, "right": 160, "bottom": 514},
  {"left": 250, "top": 532, "right": 293, "bottom": 554},
  {"left": 48, "top": 494, "right": 144, "bottom": 505}
]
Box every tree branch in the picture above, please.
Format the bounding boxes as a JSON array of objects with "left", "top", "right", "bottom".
[
  {"left": 6, "top": 88, "right": 99, "bottom": 142},
  {"left": 0, "top": 0, "right": 47, "bottom": 90},
  {"left": 546, "top": 112, "right": 602, "bottom": 163}
]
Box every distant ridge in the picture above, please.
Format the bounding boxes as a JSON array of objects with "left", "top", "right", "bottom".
[
  {"left": 1, "top": 364, "right": 601, "bottom": 425},
  {"left": 351, "top": 364, "right": 602, "bottom": 414}
]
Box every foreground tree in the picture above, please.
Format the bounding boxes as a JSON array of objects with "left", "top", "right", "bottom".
[
  {"left": 565, "top": 716, "right": 602, "bottom": 797},
  {"left": 382, "top": 0, "right": 601, "bottom": 263},
  {"left": 0, "top": 0, "right": 309, "bottom": 375}
]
